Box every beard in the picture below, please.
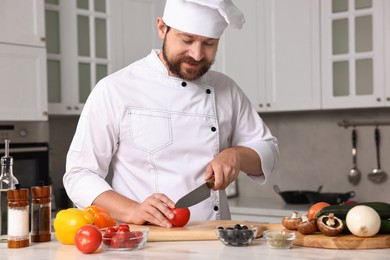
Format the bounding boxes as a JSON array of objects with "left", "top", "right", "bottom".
[{"left": 161, "top": 40, "right": 214, "bottom": 81}]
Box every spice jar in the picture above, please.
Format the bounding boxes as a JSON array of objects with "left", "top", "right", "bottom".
[
  {"left": 7, "top": 187, "right": 29, "bottom": 248},
  {"left": 31, "top": 185, "right": 51, "bottom": 242}
]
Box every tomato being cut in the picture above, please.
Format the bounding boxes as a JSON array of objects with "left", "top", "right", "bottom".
[
  {"left": 74, "top": 224, "right": 102, "bottom": 254},
  {"left": 307, "top": 202, "right": 331, "bottom": 219},
  {"left": 169, "top": 207, "right": 190, "bottom": 227}
]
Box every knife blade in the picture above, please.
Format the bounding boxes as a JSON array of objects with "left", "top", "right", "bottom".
[{"left": 175, "top": 178, "right": 215, "bottom": 208}]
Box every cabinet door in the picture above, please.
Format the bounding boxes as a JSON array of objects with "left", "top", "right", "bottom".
[
  {"left": 217, "top": 0, "right": 320, "bottom": 112},
  {"left": 263, "top": 0, "right": 321, "bottom": 111},
  {"left": 215, "top": 0, "right": 267, "bottom": 111},
  {"left": 385, "top": 1, "right": 390, "bottom": 105},
  {"left": 47, "top": 0, "right": 111, "bottom": 115},
  {"left": 0, "top": 44, "right": 48, "bottom": 121},
  {"left": 109, "top": 0, "right": 165, "bottom": 72},
  {"left": 0, "top": 0, "right": 45, "bottom": 47},
  {"left": 321, "top": 0, "right": 385, "bottom": 109}
]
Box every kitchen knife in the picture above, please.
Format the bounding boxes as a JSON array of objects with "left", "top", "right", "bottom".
[{"left": 175, "top": 178, "right": 215, "bottom": 208}]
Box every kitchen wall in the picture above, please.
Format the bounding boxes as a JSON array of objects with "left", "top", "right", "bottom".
[{"left": 48, "top": 108, "right": 390, "bottom": 208}]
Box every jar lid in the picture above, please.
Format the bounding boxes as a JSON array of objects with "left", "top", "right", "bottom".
[
  {"left": 7, "top": 188, "right": 29, "bottom": 201},
  {"left": 31, "top": 186, "right": 51, "bottom": 198}
]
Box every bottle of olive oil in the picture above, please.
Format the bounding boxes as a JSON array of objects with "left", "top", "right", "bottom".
[{"left": 0, "top": 139, "right": 19, "bottom": 242}]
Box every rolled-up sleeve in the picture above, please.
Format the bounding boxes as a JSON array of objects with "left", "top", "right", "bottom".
[{"left": 232, "top": 87, "right": 279, "bottom": 184}]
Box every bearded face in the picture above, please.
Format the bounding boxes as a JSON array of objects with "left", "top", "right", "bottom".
[{"left": 160, "top": 28, "right": 218, "bottom": 81}]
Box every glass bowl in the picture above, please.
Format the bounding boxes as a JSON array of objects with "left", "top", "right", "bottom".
[
  {"left": 215, "top": 224, "right": 258, "bottom": 247},
  {"left": 262, "top": 229, "right": 296, "bottom": 249},
  {"left": 101, "top": 228, "right": 149, "bottom": 251}
]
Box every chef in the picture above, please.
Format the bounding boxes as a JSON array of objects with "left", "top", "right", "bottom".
[{"left": 63, "top": 0, "right": 279, "bottom": 228}]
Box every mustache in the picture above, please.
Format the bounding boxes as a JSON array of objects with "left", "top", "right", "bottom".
[{"left": 181, "top": 56, "right": 205, "bottom": 65}]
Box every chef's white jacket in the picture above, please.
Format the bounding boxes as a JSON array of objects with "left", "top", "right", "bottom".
[{"left": 64, "top": 49, "right": 279, "bottom": 221}]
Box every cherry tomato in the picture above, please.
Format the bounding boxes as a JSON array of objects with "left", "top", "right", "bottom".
[
  {"left": 168, "top": 207, "right": 190, "bottom": 227},
  {"left": 117, "top": 223, "right": 130, "bottom": 230},
  {"left": 111, "top": 232, "right": 130, "bottom": 248},
  {"left": 307, "top": 202, "right": 331, "bottom": 219},
  {"left": 74, "top": 224, "right": 102, "bottom": 254},
  {"left": 103, "top": 227, "right": 117, "bottom": 246},
  {"left": 131, "top": 231, "right": 144, "bottom": 244},
  {"left": 117, "top": 226, "right": 130, "bottom": 233}
]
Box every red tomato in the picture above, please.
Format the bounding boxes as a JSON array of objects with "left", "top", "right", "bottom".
[
  {"left": 74, "top": 224, "right": 102, "bottom": 254},
  {"left": 103, "top": 227, "right": 117, "bottom": 246},
  {"left": 116, "top": 226, "right": 130, "bottom": 233},
  {"left": 111, "top": 233, "right": 130, "bottom": 248},
  {"left": 131, "top": 231, "right": 144, "bottom": 244},
  {"left": 307, "top": 202, "right": 331, "bottom": 219},
  {"left": 168, "top": 207, "right": 190, "bottom": 227},
  {"left": 117, "top": 223, "right": 130, "bottom": 230}
]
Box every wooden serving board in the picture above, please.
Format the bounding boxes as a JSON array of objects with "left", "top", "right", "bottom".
[
  {"left": 128, "top": 221, "right": 390, "bottom": 249},
  {"left": 128, "top": 220, "right": 272, "bottom": 242},
  {"left": 293, "top": 231, "right": 390, "bottom": 249}
]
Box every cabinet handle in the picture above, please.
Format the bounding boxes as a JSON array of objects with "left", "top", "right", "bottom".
[
  {"left": 266, "top": 103, "right": 271, "bottom": 107},
  {"left": 74, "top": 106, "right": 79, "bottom": 110},
  {"left": 66, "top": 106, "right": 72, "bottom": 110},
  {"left": 377, "top": 97, "right": 381, "bottom": 102},
  {"left": 387, "top": 97, "right": 390, "bottom": 102},
  {"left": 259, "top": 104, "right": 263, "bottom": 108},
  {"left": 40, "top": 37, "right": 46, "bottom": 42}
]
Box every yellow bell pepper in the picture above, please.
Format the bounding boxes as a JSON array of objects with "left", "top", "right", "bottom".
[{"left": 53, "top": 208, "right": 93, "bottom": 245}]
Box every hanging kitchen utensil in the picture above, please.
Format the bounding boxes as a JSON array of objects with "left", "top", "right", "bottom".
[
  {"left": 348, "top": 128, "right": 361, "bottom": 185},
  {"left": 368, "top": 126, "right": 388, "bottom": 183}
]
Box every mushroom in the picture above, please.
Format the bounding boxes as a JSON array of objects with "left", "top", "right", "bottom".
[
  {"left": 297, "top": 214, "right": 318, "bottom": 235},
  {"left": 282, "top": 212, "right": 302, "bottom": 230},
  {"left": 317, "top": 213, "right": 344, "bottom": 236}
]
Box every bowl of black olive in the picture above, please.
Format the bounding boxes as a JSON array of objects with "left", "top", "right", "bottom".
[{"left": 215, "top": 224, "right": 258, "bottom": 247}]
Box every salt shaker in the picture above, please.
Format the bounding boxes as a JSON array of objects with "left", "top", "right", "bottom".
[
  {"left": 7, "top": 186, "right": 29, "bottom": 248},
  {"left": 0, "top": 139, "right": 19, "bottom": 242},
  {"left": 31, "top": 185, "right": 51, "bottom": 242}
]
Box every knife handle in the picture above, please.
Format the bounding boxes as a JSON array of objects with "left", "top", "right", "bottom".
[{"left": 206, "top": 177, "right": 215, "bottom": 189}]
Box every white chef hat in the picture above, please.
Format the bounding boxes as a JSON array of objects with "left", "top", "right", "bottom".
[{"left": 162, "top": 0, "right": 245, "bottom": 39}]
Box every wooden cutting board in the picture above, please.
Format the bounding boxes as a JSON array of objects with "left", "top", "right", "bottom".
[
  {"left": 128, "top": 220, "right": 273, "bottom": 242},
  {"left": 128, "top": 221, "right": 390, "bottom": 249},
  {"left": 293, "top": 231, "right": 390, "bottom": 249}
]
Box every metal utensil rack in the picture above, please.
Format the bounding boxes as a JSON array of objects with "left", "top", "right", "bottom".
[{"left": 338, "top": 119, "right": 390, "bottom": 128}]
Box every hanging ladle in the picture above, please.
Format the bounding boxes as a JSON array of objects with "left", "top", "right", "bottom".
[
  {"left": 348, "top": 128, "right": 361, "bottom": 185},
  {"left": 368, "top": 126, "right": 388, "bottom": 183}
]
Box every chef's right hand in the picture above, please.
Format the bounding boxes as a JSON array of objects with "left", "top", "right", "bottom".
[{"left": 134, "top": 193, "right": 176, "bottom": 228}]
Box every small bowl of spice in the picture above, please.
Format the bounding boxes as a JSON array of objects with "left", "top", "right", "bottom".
[{"left": 262, "top": 229, "right": 296, "bottom": 249}]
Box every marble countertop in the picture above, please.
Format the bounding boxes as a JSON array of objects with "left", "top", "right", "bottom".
[
  {"left": 1, "top": 236, "right": 389, "bottom": 260},
  {"left": 228, "top": 197, "right": 311, "bottom": 217}
]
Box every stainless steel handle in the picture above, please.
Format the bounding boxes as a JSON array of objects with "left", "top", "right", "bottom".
[{"left": 0, "top": 146, "right": 48, "bottom": 153}]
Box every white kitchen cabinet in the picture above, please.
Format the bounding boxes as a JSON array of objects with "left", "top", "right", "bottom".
[
  {"left": 0, "top": 0, "right": 47, "bottom": 121},
  {"left": 109, "top": 0, "right": 164, "bottom": 72},
  {"left": 216, "top": 0, "right": 321, "bottom": 112},
  {"left": 321, "top": 0, "right": 389, "bottom": 109},
  {"left": 46, "top": 0, "right": 111, "bottom": 115},
  {"left": 0, "top": 44, "right": 48, "bottom": 121},
  {"left": 46, "top": 0, "right": 163, "bottom": 115},
  {"left": 0, "top": 0, "right": 45, "bottom": 47}
]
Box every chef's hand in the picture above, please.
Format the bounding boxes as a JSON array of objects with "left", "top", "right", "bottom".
[
  {"left": 205, "top": 147, "right": 241, "bottom": 190},
  {"left": 133, "top": 193, "right": 176, "bottom": 228}
]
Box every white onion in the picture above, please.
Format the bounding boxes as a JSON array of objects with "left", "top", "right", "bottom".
[{"left": 346, "top": 205, "right": 381, "bottom": 237}]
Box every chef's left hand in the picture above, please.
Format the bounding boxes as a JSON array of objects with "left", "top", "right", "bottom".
[{"left": 204, "top": 147, "right": 240, "bottom": 190}]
